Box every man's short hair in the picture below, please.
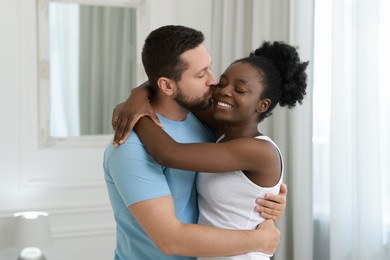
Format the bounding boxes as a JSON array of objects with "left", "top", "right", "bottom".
[{"left": 141, "top": 25, "right": 204, "bottom": 92}]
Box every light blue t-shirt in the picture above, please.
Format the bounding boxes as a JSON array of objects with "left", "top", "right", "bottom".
[{"left": 104, "top": 113, "right": 215, "bottom": 260}]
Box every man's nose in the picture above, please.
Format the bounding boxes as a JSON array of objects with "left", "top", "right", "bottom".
[{"left": 207, "top": 71, "right": 218, "bottom": 86}]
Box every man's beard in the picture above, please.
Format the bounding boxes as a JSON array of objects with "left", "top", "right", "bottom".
[{"left": 174, "top": 85, "right": 212, "bottom": 111}]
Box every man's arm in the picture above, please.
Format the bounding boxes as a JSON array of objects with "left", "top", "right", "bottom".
[
  {"left": 257, "top": 183, "right": 288, "bottom": 221},
  {"left": 129, "top": 195, "right": 280, "bottom": 257}
]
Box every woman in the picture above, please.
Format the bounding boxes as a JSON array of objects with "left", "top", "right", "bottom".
[{"left": 130, "top": 41, "right": 308, "bottom": 260}]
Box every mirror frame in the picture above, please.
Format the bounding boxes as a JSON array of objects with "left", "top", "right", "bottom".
[{"left": 37, "top": 0, "right": 148, "bottom": 148}]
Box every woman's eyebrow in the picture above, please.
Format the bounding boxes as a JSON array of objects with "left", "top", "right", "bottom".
[{"left": 237, "top": 78, "right": 249, "bottom": 84}]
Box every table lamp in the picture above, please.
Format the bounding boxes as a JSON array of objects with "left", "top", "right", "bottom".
[{"left": 14, "top": 211, "right": 53, "bottom": 260}]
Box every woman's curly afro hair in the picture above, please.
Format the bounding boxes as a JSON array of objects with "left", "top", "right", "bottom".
[{"left": 235, "top": 41, "right": 309, "bottom": 121}]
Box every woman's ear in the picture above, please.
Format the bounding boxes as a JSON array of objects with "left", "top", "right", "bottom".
[
  {"left": 157, "top": 77, "right": 175, "bottom": 96},
  {"left": 256, "top": 98, "right": 271, "bottom": 113}
]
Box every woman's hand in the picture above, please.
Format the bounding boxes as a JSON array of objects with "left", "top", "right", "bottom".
[{"left": 112, "top": 84, "right": 162, "bottom": 147}]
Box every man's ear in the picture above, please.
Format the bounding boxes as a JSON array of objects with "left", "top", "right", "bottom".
[
  {"left": 157, "top": 77, "right": 175, "bottom": 96},
  {"left": 256, "top": 98, "right": 271, "bottom": 113}
]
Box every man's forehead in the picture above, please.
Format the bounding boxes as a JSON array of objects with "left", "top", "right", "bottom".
[{"left": 181, "top": 44, "right": 212, "bottom": 72}]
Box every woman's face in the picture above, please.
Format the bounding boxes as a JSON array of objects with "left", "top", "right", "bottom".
[{"left": 212, "top": 62, "right": 265, "bottom": 124}]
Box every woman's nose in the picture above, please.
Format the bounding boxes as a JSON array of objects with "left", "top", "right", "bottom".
[{"left": 215, "top": 84, "right": 232, "bottom": 96}]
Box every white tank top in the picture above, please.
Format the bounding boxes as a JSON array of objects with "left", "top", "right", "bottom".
[{"left": 197, "top": 135, "right": 284, "bottom": 260}]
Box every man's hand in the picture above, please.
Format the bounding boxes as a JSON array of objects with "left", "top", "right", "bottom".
[
  {"left": 255, "top": 183, "right": 288, "bottom": 221},
  {"left": 111, "top": 85, "right": 162, "bottom": 147},
  {"left": 255, "top": 219, "right": 280, "bottom": 255}
]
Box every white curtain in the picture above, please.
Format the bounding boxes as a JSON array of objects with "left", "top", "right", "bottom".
[
  {"left": 210, "top": 0, "right": 290, "bottom": 76},
  {"left": 79, "top": 6, "right": 137, "bottom": 135},
  {"left": 312, "top": 0, "right": 390, "bottom": 259}
]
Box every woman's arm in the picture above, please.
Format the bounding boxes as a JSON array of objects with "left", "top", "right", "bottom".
[
  {"left": 111, "top": 82, "right": 223, "bottom": 146},
  {"left": 134, "top": 117, "right": 277, "bottom": 174}
]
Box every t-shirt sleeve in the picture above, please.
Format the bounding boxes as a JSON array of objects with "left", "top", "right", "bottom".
[{"left": 106, "top": 138, "right": 171, "bottom": 207}]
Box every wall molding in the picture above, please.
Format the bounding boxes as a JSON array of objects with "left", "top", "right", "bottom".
[
  {"left": 0, "top": 202, "right": 112, "bottom": 218},
  {"left": 18, "top": 176, "right": 107, "bottom": 190},
  {"left": 54, "top": 224, "right": 115, "bottom": 239},
  {"left": 0, "top": 202, "right": 115, "bottom": 244}
]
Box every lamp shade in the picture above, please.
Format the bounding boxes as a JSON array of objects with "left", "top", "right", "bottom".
[{"left": 14, "top": 211, "right": 53, "bottom": 248}]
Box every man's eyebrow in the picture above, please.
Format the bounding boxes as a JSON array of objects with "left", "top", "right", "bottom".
[
  {"left": 196, "top": 60, "right": 213, "bottom": 74},
  {"left": 195, "top": 65, "right": 210, "bottom": 75}
]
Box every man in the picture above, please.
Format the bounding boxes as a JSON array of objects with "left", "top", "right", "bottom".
[{"left": 104, "top": 25, "right": 285, "bottom": 260}]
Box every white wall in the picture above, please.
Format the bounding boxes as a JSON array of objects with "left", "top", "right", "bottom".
[{"left": 0, "top": 0, "right": 212, "bottom": 259}]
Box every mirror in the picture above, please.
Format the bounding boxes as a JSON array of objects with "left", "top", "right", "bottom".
[
  {"left": 49, "top": 3, "right": 137, "bottom": 137},
  {"left": 37, "top": 0, "right": 148, "bottom": 146}
]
